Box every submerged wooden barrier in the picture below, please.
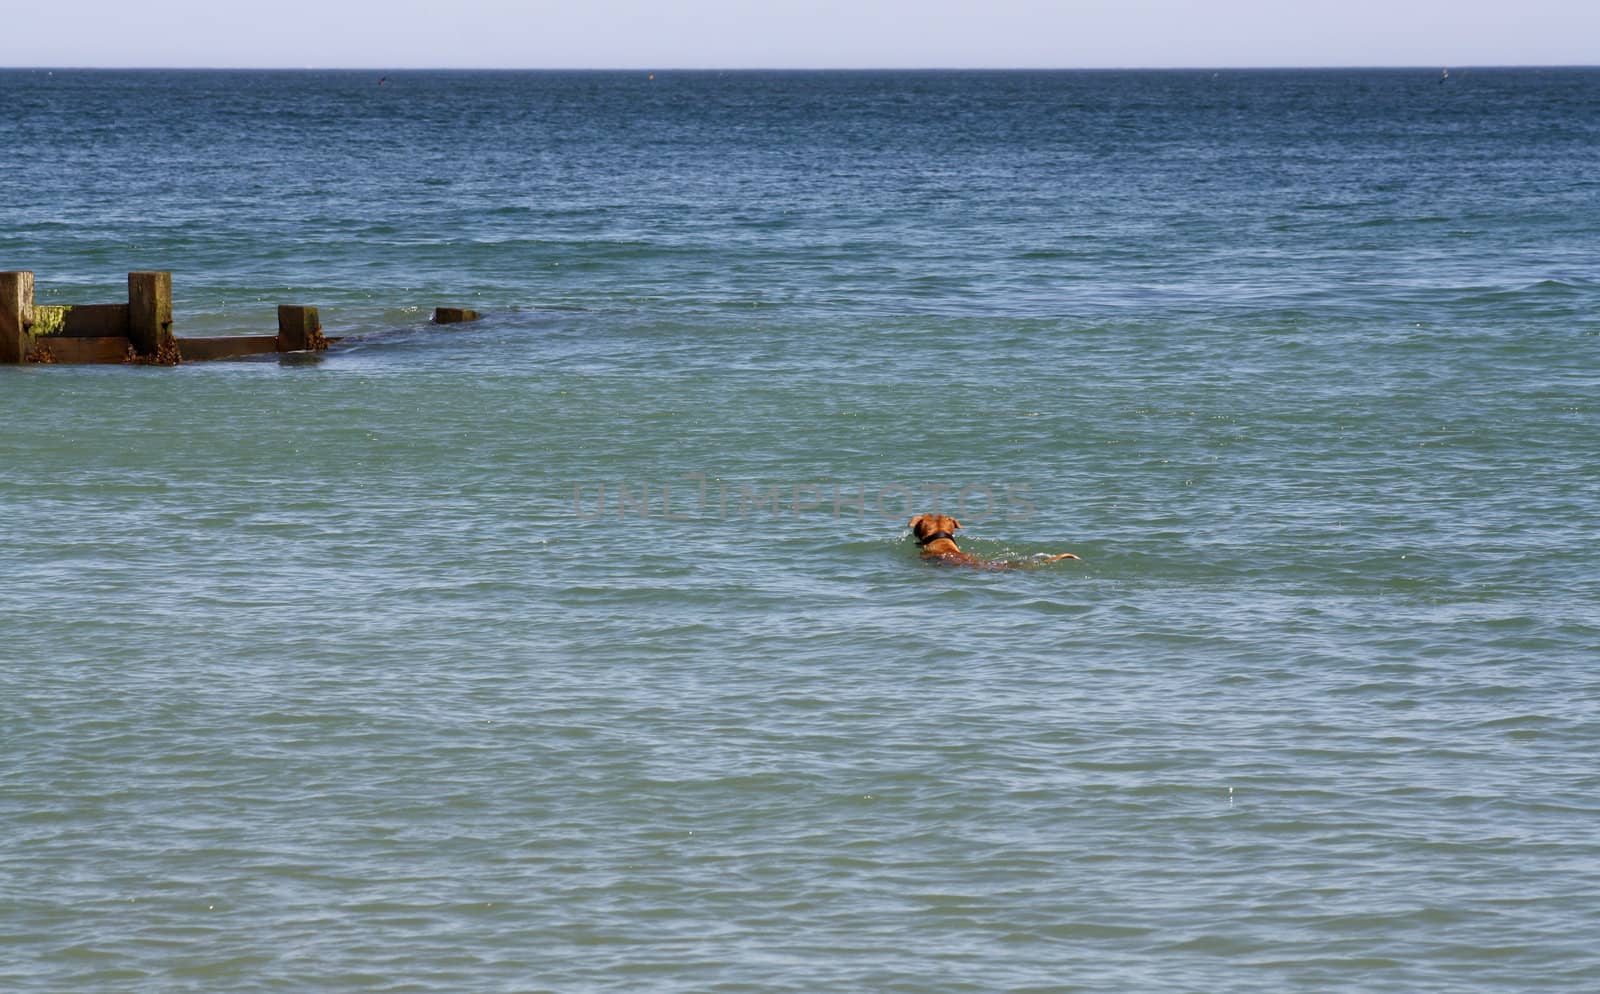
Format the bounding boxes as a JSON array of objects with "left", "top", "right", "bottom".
[{"left": 0, "top": 271, "right": 480, "bottom": 365}]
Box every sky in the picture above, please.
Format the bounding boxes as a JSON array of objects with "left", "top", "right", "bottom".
[{"left": 4, "top": 0, "right": 1598, "bottom": 69}]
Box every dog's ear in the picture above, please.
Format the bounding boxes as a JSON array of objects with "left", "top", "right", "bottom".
[
  {"left": 951, "top": 518, "right": 963, "bottom": 531},
  {"left": 907, "top": 514, "right": 926, "bottom": 532}
]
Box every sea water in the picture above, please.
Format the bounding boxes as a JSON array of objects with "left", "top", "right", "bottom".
[{"left": 2, "top": 68, "right": 1598, "bottom": 992}]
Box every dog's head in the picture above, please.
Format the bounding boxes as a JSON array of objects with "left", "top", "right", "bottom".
[{"left": 908, "top": 513, "right": 962, "bottom": 545}]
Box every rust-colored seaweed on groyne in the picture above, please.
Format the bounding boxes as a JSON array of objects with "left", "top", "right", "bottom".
[{"left": 1, "top": 271, "right": 479, "bottom": 366}]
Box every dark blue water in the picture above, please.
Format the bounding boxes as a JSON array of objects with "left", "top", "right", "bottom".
[{"left": 3, "top": 69, "right": 1599, "bottom": 993}]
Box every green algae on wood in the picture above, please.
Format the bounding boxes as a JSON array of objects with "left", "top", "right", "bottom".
[{"left": 30, "top": 305, "right": 72, "bottom": 337}]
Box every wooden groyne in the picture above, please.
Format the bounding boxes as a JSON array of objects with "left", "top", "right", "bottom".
[{"left": 1, "top": 271, "right": 480, "bottom": 365}]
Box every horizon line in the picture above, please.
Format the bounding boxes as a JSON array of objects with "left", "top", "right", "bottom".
[{"left": 6, "top": 63, "right": 1599, "bottom": 73}]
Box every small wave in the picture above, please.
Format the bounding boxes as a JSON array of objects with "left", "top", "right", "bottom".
[
  {"left": 1037, "top": 921, "right": 1155, "bottom": 940},
  {"left": 1016, "top": 598, "right": 1092, "bottom": 615},
  {"left": 1442, "top": 278, "right": 1589, "bottom": 308},
  {"left": 1523, "top": 277, "right": 1590, "bottom": 293},
  {"left": 1346, "top": 215, "right": 1453, "bottom": 228}
]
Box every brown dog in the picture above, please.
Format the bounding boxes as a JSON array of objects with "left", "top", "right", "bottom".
[{"left": 907, "top": 513, "right": 1079, "bottom": 568}]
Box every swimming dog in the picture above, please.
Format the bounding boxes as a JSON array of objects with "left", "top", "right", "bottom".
[{"left": 907, "top": 513, "right": 1079, "bottom": 568}]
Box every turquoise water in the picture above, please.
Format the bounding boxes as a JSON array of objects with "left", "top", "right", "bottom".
[{"left": 3, "top": 69, "right": 1599, "bottom": 992}]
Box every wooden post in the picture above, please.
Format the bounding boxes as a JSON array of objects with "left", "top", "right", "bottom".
[
  {"left": 127, "top": 271, "right": 174, "bottom": 358},
  {"left": 276, "top": 305, "right": 324, "bottom": 351},
  {"left": 433, "top": 307, "right": 479, "bottom": 324},
  {"left": 1, "top": 271, "right": 35, "bottom": 364}
]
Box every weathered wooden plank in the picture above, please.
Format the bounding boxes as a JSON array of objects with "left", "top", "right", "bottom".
[
  {"left": 177, "top": 336, "right": 281, "bottom": 362},
  {"left": 35, "top": 337, "right": 134, "bottom": 364},
  {"left": 58, "top": 303, "right": 131, "bottom": 337}
]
